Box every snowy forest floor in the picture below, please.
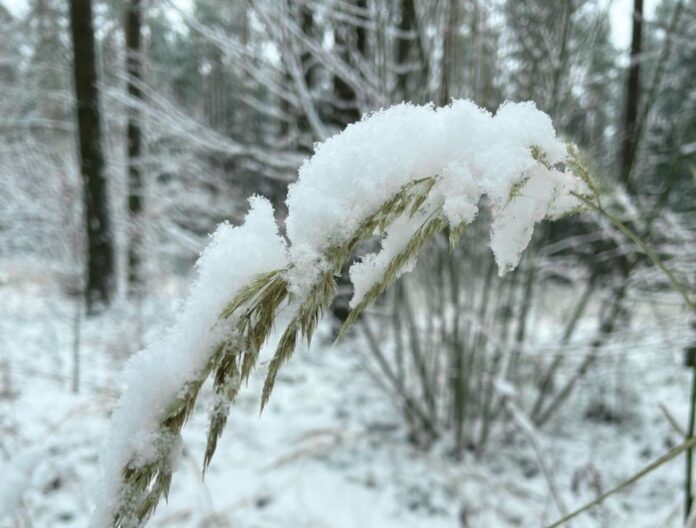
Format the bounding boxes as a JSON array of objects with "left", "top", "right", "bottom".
[{"left": 0, "top": 260, "right": 692, "bottom": 528}]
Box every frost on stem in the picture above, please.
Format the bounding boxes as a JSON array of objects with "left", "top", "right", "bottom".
[{"left": 91, "top": 100, "right": 591, "bottom": 526}]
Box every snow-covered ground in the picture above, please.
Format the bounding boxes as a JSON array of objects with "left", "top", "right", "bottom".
[{"left": 0, "top": 260, "right": 692, "bottom": 527}]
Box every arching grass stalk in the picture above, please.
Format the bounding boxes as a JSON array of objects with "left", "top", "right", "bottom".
[
  {"left": 98, "top": 98, "right": 593, "bottom": 526},
  {"left": 546, "top": 436, "right": 696, "bottom": 528}
]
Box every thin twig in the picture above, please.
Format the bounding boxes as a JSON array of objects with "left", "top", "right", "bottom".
[
  {"left": 546, "top": 436, "right": 696, "bottom": 528},
  {"left": 505, "top": 399, "right": 569, "bottom": 520},
  {"left": 658, "top": 402, "right": 686, "bottom": 437}
]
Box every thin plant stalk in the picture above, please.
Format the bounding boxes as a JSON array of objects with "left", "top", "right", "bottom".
[
  {"left": 546, "top": 436, "right": 696, "bottom": 528},
  {"left": 531, "top": 273, "right": 597, "bottom": 422},
  {"left": 72, "top": 295, "right": 82, "bottom": 394},
  {"left": 534, "top": 279, "right": 628, "bottom": 428},
  {"left": 686, "top": 364, "right": 696, "bottom": 519}
]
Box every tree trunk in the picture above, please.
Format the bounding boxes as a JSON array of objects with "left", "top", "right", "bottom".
[
  {"left": 396, "top": 0, "right": 417, "bottom": 98},
  {"left": 331, "top": 0, "right": 366, "bottom": 127},
  {"left": 296, "top": 2, "right": 315, "bottom": 141},
  {"left": 620, "top": 0, "right": 643, "bottom": 192},
  {"left": 125, "top": 0, "right": 143, "bottom": 293},
  {"left": 69, "top": 0, "right": 115, "bottom": 313},
  {"left": 439, "top": 0, "right": 459, "bottom": 105}
]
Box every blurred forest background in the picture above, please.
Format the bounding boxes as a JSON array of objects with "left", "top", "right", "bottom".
[{"left": 1, "top": 0, "right": 695, "bottom": 526}]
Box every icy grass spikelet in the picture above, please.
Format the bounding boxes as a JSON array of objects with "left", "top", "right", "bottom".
[{"left": 93, "top": 100, "right": 590, "bottom": 526}]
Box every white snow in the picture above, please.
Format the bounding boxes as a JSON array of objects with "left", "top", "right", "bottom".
[
  {"left": 286, "top": 101, "right": 570, "bottom": 256},
  {"left": 286, "top": 99, "right": 584, "bottom": 304},
  {"left": 1, "top": 266, "right": 693, "bottom": 528},
  {"left": 489, "top": 164, "right": 586, "bottom": 275},
  {"left": 0, "top": 448, "right": 42, "bottom": 519}
]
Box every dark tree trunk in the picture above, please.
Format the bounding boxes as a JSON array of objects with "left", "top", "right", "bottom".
[
  {"left": 439, "top": 0, "right": 459, "bottom": 105},
  {"left": 296, "top": 3, "right": 315, "bottom": 140},
  {"left": 69, "top": 0, "right": 114, "bottom": 313},
  {"left": 620, "top": 0, "right": 643, "bottom": 192},
  {"left": 330, "top": 0, "right": 366, "bottom": 127},
  {"left": 396, "top": 0, "right": 426, "bottom": 100},
  {"left": 396, "top": 0, "right": 417, "bottom": 97},
  {"left": 125, "top": 0, "right": 143, "bottom": 293}
]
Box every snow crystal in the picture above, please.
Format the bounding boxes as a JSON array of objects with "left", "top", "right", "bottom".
[{"left": 90, "top": 196, "right": 287, "bottom": 526}]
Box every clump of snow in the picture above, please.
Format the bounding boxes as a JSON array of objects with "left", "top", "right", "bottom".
[
  {"left": 285, "top": 101, "right": 481, "bottom": 256},
  {"left": 284, "top": 99, "right": 584, "bottom": 304},
  {"left": 284, "top": 244, "right": 329, "bottom": 297},
  {"left": 434, "top": 162, "right": 480, "bottom": 227},
  {"left": 489, "top": 165, "right": 586, "bottom": 275},
  {"left": 90, "top": 196, "right": 287, "bottom": 526}
]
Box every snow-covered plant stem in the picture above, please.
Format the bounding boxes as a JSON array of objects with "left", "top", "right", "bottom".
[{"left": 92, "top": 100, "right": 591, "bottom": 526}]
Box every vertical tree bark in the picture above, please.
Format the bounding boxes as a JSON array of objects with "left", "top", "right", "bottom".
[
  {"left": 279, "top": 1, "right": 314, "bottom": 147},
  {"left": 439, "top": 0, "right": 459, "bottom": 105},
  {"left": 239, "top": 0, "right": 252, "bottom": 146},
  {"left": 69, "top": 0, "right": 115, "bottom": 313},
  {"left": 125, "top": 0, "right": 143, "bottom": 293},
  {"left": 396, "top": 0, "right": 417, "bottom": 98},
  {"left": 295, "top": 2, "right": 315, "bottom": 141},
  {"left": 331, "top": 0, "right": 366, "bottom": 126},
  {"left": 620, "top": 0, "right": 643, "bottom": 192}
]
